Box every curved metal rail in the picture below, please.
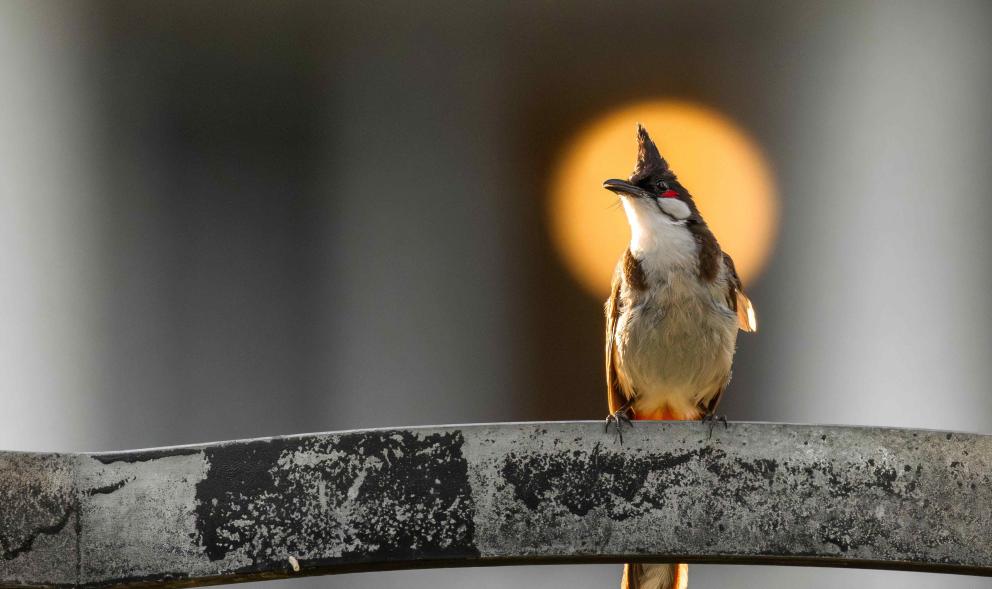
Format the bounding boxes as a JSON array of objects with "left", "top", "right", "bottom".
[{"left": 2, "top": 421, "right": 990, "bottom": 588}]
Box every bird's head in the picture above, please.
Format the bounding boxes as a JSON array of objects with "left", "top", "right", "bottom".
[{"left": 603, "top": 125, "right": 701, "bottom": 225}]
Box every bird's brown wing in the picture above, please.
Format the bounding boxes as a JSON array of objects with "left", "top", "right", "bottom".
[
  {"left": 723, "top": 252, "right": 757, "bottom": 333},
  {"left": 605, "top": 260, "right": 628, "bottom": 414},
  {"left": 697, "top": 253, "right": 757, "bottom": 418}
]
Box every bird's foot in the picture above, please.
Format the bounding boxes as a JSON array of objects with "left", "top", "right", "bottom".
[
  {"left": 604, "top": 410, "right": 633, "bottom": 444},
  {"left": 701, "top": 413, "right": 728, "bottom": 439},
  {"left": 605, "top": 400, "right": 635, "bottom": 444}
]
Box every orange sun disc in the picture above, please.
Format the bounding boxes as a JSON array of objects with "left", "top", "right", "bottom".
[{"left": 548, "top": 100, "right": 778, "bottom": 298}]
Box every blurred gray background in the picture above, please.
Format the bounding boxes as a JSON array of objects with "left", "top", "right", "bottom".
[{"left": 2, "top": 1, "right": 991, "bottom": 588}]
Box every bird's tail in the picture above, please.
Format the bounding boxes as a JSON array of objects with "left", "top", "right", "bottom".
[{"left": 621, "top": 563, "right": 688, "bottom": 589}]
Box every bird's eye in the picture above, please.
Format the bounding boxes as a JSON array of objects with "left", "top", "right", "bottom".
[{"left": 657, "top": 182, "right": 679, "bottom": 199}]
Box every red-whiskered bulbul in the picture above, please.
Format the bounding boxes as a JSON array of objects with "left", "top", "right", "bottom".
[{"left": 603, "top": 125, "right": 756, "bottom": 589}]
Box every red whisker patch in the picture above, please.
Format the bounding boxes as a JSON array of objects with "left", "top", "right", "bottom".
[{"left": 660, "top": 189, "right": 679, "bottom": 198}]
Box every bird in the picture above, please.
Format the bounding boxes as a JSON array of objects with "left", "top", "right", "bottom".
[{"left": 602, "top": 125, "right": 756, "bottom": 589}]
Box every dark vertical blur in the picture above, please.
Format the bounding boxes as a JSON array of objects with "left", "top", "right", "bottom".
[
  {"left": 91, "top": 3, "right": 326, "bottom": 445},
  {"left": 2, "top": 1, "right": 991, "bottom": 588}
]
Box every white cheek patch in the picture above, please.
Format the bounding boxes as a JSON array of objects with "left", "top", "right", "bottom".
[{"left": 658, "top": 198, "right": 691, "bottom": 221}]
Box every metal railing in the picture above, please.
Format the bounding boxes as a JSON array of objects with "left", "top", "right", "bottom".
[{"left": 2, "top": 421, "right": 990, "bottom": 588}]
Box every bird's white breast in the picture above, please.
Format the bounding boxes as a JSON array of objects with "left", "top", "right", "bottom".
[{"left": 615, "top": 197, "right": 738, "bottom": 419}]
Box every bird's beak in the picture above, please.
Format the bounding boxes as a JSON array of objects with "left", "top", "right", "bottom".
[{"left": 603, "top": 179, "right": 653, "bottom": 199}]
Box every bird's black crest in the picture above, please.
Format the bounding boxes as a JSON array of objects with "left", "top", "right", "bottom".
[{"left": 630, "top": 124, "right": 673, "bottom": 185}]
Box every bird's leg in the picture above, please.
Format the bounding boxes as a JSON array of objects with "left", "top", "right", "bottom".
[
  {"left": 701, "top": 412, "right": 728, "bottom": 439},
  {"left": 605, "top": 394, "right": 637, "bottom": 444}
]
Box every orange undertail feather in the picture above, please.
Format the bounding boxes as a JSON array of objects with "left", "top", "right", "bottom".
[
  {"left": 631, "top": 407, "right": 687, "bottom": 421},
  {"left": 620, "top": 409, "right": 691, "bottom": 589}
]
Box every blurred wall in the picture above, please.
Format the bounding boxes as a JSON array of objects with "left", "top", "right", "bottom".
[
  {"left": 1, "top": 2, "right": 991, "bottom": 588},
  {"left": 0, "top": 1, "right": 102, "bottom": 450}
]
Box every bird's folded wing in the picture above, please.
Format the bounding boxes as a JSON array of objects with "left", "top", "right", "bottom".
[
  {"left": 605, "top": 260, "right": 628, "bottom": 414},
  {"left": 723, "top": 252, "right": 757, "bottom": 333}
]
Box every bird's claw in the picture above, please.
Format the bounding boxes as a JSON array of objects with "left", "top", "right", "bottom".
[
  {"left": 701, "top": 413, "right": 728, "bottom": 439},
  {"left": 605, "top": 406, "right": 634, "bottom": 444}
]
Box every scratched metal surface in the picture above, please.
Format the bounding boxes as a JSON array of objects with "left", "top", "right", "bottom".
[{"left": 1, "top": 422, "right": 990, "bottom": 588}]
